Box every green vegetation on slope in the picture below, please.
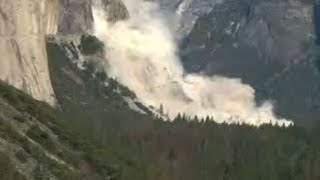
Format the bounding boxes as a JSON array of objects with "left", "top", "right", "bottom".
[
  {"left": 4, "top": 78, "right": 319, "bottom": 180},
  {"left": 3, "top": 35, "right": 319, "bottom": 180},
  {"left": 0, "top": 80, "right": 107, "bottom": 179},
  {"left": 43, "top": 37, "right": 320, "bottom": 179},
  {"left": 79, "top": 34, "right": 105, "bottom": 55}
]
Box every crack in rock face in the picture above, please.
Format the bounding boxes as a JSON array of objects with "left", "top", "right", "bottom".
[{"left": 0, "top": 0, "right": 60, "bottom": 106}]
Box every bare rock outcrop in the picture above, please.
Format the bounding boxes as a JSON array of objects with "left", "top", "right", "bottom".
[{"left": 0, "top": 0, "right": 60, "bottom": 105}]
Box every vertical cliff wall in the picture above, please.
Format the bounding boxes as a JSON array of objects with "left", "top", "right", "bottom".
[
  {"left": 0, "top": 0, "right": 59, "bottom": 105},
  {"left": 58, "top": 0, "right": 94, "bottom": 34},
  {"left": 0, "top": 0, "right": 128, "bottom": 105}
]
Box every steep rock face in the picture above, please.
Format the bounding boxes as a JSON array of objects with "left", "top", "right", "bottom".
[
  {"left": 180, "top": 0, "right": 317, "bottom": 122},
  {"left": 156, "top": 0, "right": 223, "bottom": 39},
  {"left": 101, "top": 0, "right": 129, "bottom": 22},
  {"left": 0, "top": 0, "right": 60, "bottom": 105},
  {"left": 58, "top": 0, "right": 93, "bottom": 34},
  {"left": 182, "top": 0, "right": 312, "bottom": 76},
  {"left": 57, "top": 0, "right": 129, "bottom": 35},
  {"left": 0, "top": 0, "right": 129, "bottom": 105}
]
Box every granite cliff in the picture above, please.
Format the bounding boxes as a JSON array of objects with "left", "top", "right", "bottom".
[
  {"left": 0, "top": 0, "right": 127, "bottom": 105},
  {"left": 0, "top": 0, "right": 60, "bottom": 105}
]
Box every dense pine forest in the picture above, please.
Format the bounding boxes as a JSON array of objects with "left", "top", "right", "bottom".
[
  {"left": 1, "top": 35, "right": 320, "bottom": 180},
  {"left": 1, "top": 77, "right": 320, "bottom": 180}
]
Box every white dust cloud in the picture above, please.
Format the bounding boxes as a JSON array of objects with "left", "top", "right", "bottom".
[{"left": 92, "top": 0, "right": 292, "bottom": 126}]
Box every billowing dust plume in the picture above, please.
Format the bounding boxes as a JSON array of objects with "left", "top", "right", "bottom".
[{"left": 92, "top": 0, "right": 292, "bottom": 126}]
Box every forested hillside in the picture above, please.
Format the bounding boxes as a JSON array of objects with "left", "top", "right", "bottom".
[
  {"left": 2, "top": 0, "right": 320, "bottom": 179},
  {"left": 3, "top": 34, "right": 319, "bottom": 180},
  {"left": 1, "top": 67, "right": 320, "bottom": 179}
]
